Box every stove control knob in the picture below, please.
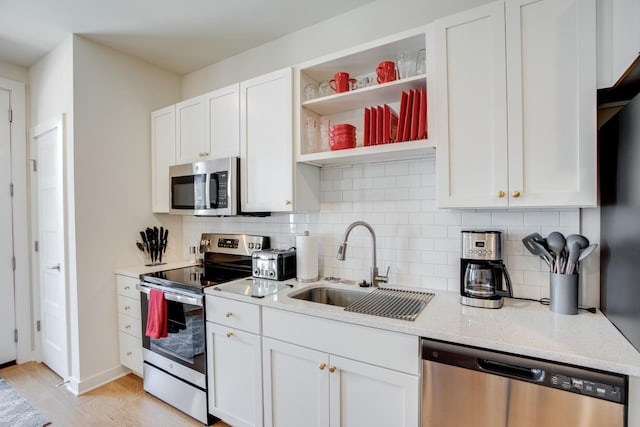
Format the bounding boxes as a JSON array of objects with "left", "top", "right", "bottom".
[
  {"left": 255, "top": 243, "right": 262, "bottom": 250},
  {"left": 248, "top": 243, "right": 254, "bottom": 249},
  {"left": 253, "top": 269, "right": 260, "bottom": 276},
  {"left": 268, "top": 271, "right": 275, "bottom": 278}
]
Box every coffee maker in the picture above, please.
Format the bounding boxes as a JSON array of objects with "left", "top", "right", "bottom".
[{"left": 460, "top": 230, "right": 513, "bottom": 309}]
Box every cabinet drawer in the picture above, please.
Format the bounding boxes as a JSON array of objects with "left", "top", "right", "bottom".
[
  {"left": 117, "top": 275, "right": 140, "bottom": 299},
  {"left": 118, "top": 294, "right": 141, "bottom": 319},
  {"left": 205, "top": 296, "right": 260, "bottom": 334},
  {"left": 118, "top": 313, "right": 141, "bottom": 338},
  {"left": 262, "top": 307, "right": 419, "bottom": 375},
  {"left": 119, "top": 331, "right": 143, "bottom": 375}
]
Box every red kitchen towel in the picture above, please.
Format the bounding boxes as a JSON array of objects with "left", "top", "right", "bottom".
[{"left": 145, "top": 288, "right": 168, "bottom": 339}]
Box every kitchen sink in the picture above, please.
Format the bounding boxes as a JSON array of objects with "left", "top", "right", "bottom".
[{"left": 289, "top": 286, "right": 367, "bottom": 308}]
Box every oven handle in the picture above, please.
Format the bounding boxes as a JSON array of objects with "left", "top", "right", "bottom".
[{"left": 137, "top": 283, "right": 203, "bottom": 307}]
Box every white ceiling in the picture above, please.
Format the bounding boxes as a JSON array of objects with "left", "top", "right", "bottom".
[{"left": 0, "top": 0, "right": 375, "bottom": 75}]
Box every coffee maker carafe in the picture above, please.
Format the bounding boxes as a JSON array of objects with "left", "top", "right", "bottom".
[{"left": 460, "top": 230, "right": 513, "bottom": 309}]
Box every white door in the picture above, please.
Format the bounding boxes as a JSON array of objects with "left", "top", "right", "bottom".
[
  {"left": 262, "top": 337, "right": 329, "bottom": 427},
  {"left": 31, "top": 118, "right": 68, "bottom": 379},
  {"left": 240, "top": 68, "right": 293, "bottom": 212},
  {"left": 328, "top": 355, "right": 420, "bottom": 427},
  {"left": 434, "top": 1, "right": 509, "bottom": 208},
  {"left": 151, "top": 105, "right": 176, "bottom": 213},
  {"left": 176, "top": 95, "right": 206, "bottom": 164},
  {"left": 0, "top": 88, "right": 16, "bottom": 365},
  {"left": 505, "top": 0, "right": 596, "bottom": 207},
  {"left": 205, "top": 83, "right": 240, "bottom": 159}
]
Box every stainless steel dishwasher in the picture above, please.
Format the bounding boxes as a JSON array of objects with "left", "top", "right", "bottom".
[{"left": 421, "top": 338, "right": 627, "bottom": 427}]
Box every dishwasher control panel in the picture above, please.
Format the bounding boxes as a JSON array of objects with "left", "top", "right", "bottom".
[{"left": 550, "top": 373, "right": 624, "bottom": 403}]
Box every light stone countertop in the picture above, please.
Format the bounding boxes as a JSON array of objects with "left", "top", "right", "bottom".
[{"left": 206, "top": 277, "right": 640, "bottom": 377}]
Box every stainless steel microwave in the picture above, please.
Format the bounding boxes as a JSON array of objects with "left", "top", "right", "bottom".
[{"left": 169, "top": 157, "right": 238, "bottom": 216}]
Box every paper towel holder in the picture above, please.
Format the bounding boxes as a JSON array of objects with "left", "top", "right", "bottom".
[{"left": 296, "top": 231, "right": 319, "bottom": 282}]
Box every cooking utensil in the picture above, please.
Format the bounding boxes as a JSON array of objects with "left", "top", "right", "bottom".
[
  {"left": 158, "top": 227, "right": 164, "bottom": 262},
  {"left": 565, "top": 242, "right": 581, "bottom": 275},
  {"left": 546, "top": 232, "right": 566, "bottom": 273},
  {"left": 522, "top": 235, "right": 554, "bottom": 267},
  {"left": 136, "top": 242, "right": 145, "bottom": 252},
  {"left": 565, "top": 234, "right": 589, "bottom": 252},
  {"left": 578, "top": 244, "right": 598, "bottom": 263}
]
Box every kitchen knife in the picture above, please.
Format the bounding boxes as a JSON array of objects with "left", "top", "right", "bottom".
[
  {"left": 159, "top": 226, "right": 164, "bottom": 263},
  {"left": 140, "top": 231, "right": 149, "bottom": 254},
  {"left": 163, "top": 229, "right": 169, "bottom": 256},
  {"left": 146, "top": 228, "right": 155, "bottom": 263}
]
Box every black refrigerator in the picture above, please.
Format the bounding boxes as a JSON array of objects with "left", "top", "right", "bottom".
[{"left": 600, "top": 90, "right": 640, "bottom": 352}]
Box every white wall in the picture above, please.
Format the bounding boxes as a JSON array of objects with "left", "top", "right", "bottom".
[
  {"left": 184, "top": 158, "right": 588, "bottom": 302},
  {"left": 70, "top": 35, "right": 182, "bottom": 392},
  {"left": 182, "top": 0, "right": 492, "bottom": 97},
  {"left": 0, "top": 60, "right": 28, "bottom": 84}
]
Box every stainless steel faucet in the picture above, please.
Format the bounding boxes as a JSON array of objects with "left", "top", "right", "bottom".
[{"left": 337, "top": 221, "right": 389, "bottom": 287}]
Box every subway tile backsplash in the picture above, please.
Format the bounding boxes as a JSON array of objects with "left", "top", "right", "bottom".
[{"left": 183, "top": 156, "right": 579, "bottom": 300}]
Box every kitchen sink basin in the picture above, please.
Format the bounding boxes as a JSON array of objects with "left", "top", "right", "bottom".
[{"left": 289, "top": 286, "right": 367, "bottom": 307}]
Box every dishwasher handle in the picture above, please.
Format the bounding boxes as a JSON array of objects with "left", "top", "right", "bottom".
[{"left": 478, "top": 358, "right": 545, "bottom": 382}]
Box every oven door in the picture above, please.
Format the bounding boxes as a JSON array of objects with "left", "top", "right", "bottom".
[{"left": 139, "top": 283, "right": 206, "bottom": 375}]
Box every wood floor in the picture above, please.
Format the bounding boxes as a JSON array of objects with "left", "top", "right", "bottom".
[{"left": 0, "top": 362, "right": 230, "bottom": 426}]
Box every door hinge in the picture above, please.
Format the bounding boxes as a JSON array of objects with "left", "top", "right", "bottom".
[
  {"left": 12, "top": 256, "right": 16, "bottom": 271},
  {"left": 34, "top": 241, "right": 39, "bottom": 252},
  {"left": 36, "top": 320, "right": 41, "bottom": 332},
  {"left": 9, "top": 182, "right": 13, "bottom": 197},
  {"left": 8, "top": 109, "right": 12, "bottom": 123},
  {"left": 14, "top": 329, "right": 18, "bottom": 343},
  {"left": 30, "top": 159, "right": 37, "bottom": 172}
]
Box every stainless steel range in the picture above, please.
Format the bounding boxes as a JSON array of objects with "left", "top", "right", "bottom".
[{"left": 137, "top": 233, "right": 269, "bottom": 425}]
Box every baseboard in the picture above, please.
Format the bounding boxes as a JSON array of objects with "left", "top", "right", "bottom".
[{"left": 66, "top": 365, "right": 131, "bottom": 395}]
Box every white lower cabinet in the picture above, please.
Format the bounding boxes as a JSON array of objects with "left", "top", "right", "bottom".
[
  {"left": 261, "top": 307, "right": 420, "bottom": 427},
  {"left": 206, "top": 295, "right": 263, "bottom": 427},
  {"left": 262, "top": 337, "right": 419, "bottom": 427},
  {"left": 116, "top": 274, "right": 143, "bottom": 375},
  {"left": 206, "top": 322, "right": 262, "bottom": 427}
]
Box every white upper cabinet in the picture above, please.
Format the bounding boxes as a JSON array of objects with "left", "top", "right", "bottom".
[
  {"left": 205, "top": 83, "right": 240, "bottom": 159},
  {"left": 151, "top": 105, "right": 175, "bottom": 213},
  {"left": 240, "top": 67, "right": 318, "bottom": 213},
  {"left": 435, "top": 0, "right": 597, "bottom": 208},
  {"left": 597, "top": 0, "right": 640, "bottom": 89},
  {"left": 175, "top": 95, "right": 206, "bottom": 164}
]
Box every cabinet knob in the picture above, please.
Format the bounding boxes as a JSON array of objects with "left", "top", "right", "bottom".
[
  {"left": 126, "top": 351, "right": 132, "bottom": 356},
  {"left": 284, "top": 200, "right": 292, "bottom": 206},
  {"left": 319, "top": 363, "right": 326, "bottom": 370},
  {"left": 124, "top": 285, "right": 130, "bottom": 290},
  {"left": 512, "top": 191, "right": 521, "bottom": 198},
  {"left": 497, "top": 191, "right": 505, "bottom": 198},
  {"left": 225, "top": 312, "right": 233, "bottom": 318},
  {"left": 125, "top": 324, "right": 131, "bottom": 329},
  {"left": 226, "top": 331, "right": 233, "bottom": 338},
  {"left": 199, "top": 152, "right": 209, "bottom": 157},
  {"left": 124, "top": 306, "right": 130, "bottom": 310},
  {"left": 329, "top": 366, "right": 337, "bottom": 373}
]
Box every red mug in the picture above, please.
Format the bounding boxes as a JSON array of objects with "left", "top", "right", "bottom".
[
  {"left": 329, "top": 72, "right": 357, "bottom": 93},
  {"left": 376, "top": 61, "right": 397, "bottom": 84}
]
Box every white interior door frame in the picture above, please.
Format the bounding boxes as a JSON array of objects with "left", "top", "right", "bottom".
[
  {"left": 0, "top": 77, "right": 30, "bottom": 363},
  {"left": 30, "top": 115, "right": 69, "bottom": 379}
]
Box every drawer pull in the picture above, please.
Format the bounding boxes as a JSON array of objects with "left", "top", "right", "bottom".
[
  {"left": 319, "top": 363, "right": 326, "bottom": 370},
  {"left": 226, "top": 331, "right": 233, "bottom": 338},
  {"left": 125, "top": 325, "right": 131, "bottom": 329},
  {"left": 126, "top": 351, "right": 132, "bottom": 356},
  {"left": 124, "top": 285, "right": 130, "bottom": 290},
  {"left": 225, "top": 312, "right": 233, "bottom": 318},
  {"left": 124, "top": 306, "right": 130, "bottom": 310},
  {"left": 328, "top": 366, "right": 336, "bottom": 373}
]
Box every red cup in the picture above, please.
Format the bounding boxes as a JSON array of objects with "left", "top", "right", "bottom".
[
  {"left": 376, "top": 61, "right": 397, "bottom": 84},
  {"left": 329, "top": 72, "right": 357, "bottom": 93}
]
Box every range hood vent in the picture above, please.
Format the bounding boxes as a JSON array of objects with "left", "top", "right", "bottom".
[{"left": 598, "top": 55, "right": 640, "bottom": 128}]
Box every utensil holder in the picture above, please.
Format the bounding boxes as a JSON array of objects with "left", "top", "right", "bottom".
[{"left": 549, "top": 272, "right": 578, "bottom": 315}]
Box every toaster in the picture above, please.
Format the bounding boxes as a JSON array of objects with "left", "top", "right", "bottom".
[{"left": 252, "top": 248, "right": 296, "bottom": 281}]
